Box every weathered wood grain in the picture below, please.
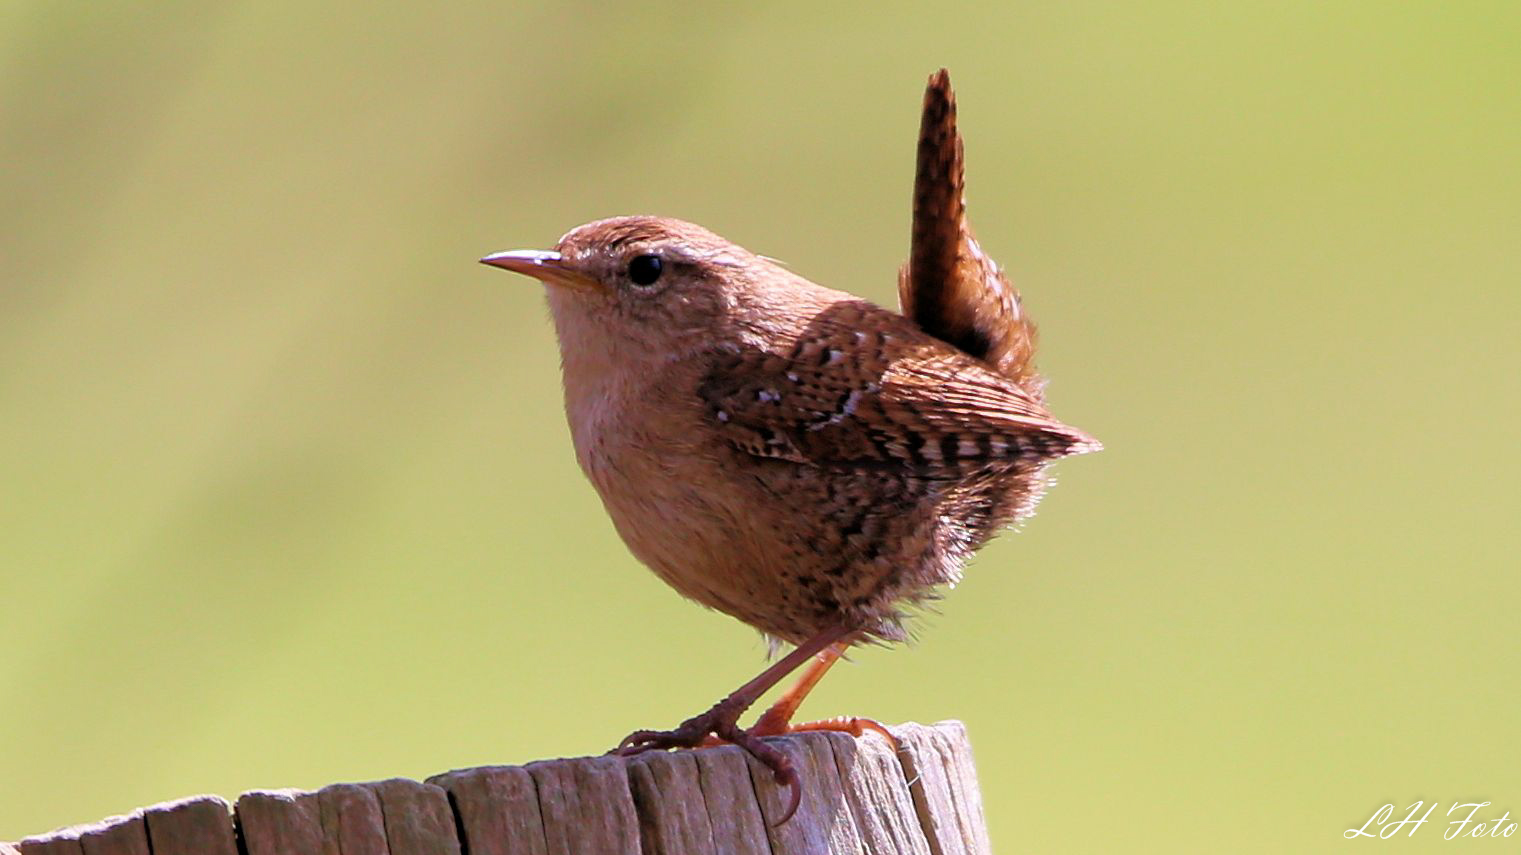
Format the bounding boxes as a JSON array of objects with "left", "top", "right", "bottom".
[
  {"left": 368, "top": 779, "right": 459, "bottom": 855},
  {"left": 317, "top": 783, "right": 388, "bottom": 855},
  {"left": 829, "top": 731, "right": 933, "bottom": 855},
  {"left": 627, "top": 750, "right": 718, "bottom": 853},
  {"left": 142, "top": 796, "right": 238, "bottom": 855},
  {"left": 7, "top": 721, "right": 990, "bottom": 855},
  {"left": 237, "top": 789, "right": 324, "bottom": 855},
  {"left": 526, "top": 755, "right": 639, "bottom": 855},
  {"left": 689, "top": 744, "right": 771, "bottom": 854},
  {"left": 17, "top": 810, "right": 152, "bottom": 855},
  {"left": 426, "top": 765, "right": 546, "bottom": 855},
  {"left": 895, "top": 722, "right": 992, "bottom": 855},
  {"left": 755, "top": 732, "right": 866, "bottom": 854},
  {"left": 17, "top": 826, "right": 83, "bottom": 855},
  {"left": 77, "top": 813, "right": 151, "bottom": 855}
]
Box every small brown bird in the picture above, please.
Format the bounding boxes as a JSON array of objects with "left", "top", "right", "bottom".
[{"left": 482, "top": 70, "right": 1098, "bottom": 820}]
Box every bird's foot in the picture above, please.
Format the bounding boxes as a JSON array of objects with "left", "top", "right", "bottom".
[
  {"left": 613, "top": 697, "right": 803, "bottom": 823},
  {"left": 749, "top": 709, "right": 900, "bottom": 748},
  {"left": 614, "top": 692, "right": 743, "bottom": 754}
]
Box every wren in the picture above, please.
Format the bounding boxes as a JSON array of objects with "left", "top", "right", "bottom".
[{"left": 481, "top": 69, "right": 1098, "bottom": 821}]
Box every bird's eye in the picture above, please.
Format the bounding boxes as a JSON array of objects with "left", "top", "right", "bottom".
[{"left": 627, "top": 254, "right": 663, "bottom": 287}]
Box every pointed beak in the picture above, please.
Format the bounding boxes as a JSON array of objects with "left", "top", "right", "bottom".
[{"left": 479, "top": 249, "right": 598, "bottom": 291}]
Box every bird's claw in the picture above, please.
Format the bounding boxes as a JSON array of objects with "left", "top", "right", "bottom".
[
  {"left": 724, "top": 726, "right": 804, "bottom": 824},
  {"left": 615, "top": 725, "right": 710, "bottom": 754},
  {"left": 611, "top": 708, "right": 804, "bottom": 825},
  {"left": 614, "top": 706, "right": 736, "bottom": 755},
  {"left": 779, "top": 715, "right": 900, "bottom": 748}
]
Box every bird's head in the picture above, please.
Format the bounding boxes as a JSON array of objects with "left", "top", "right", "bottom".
[{"left": 482, "top": 216, "right": 783, "bottom": 368}]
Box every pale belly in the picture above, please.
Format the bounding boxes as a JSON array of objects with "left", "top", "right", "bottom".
[
  {"left": 560, "top": 363, "right": 1017, "bottom": 645},
  {"left": 579, "top": 424, "right": 815, "bottom": 637}
]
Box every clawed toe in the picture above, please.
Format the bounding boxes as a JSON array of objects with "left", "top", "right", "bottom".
[
  {"left": 611, "top": 715, "right": 803, "bottom": 824},
  {"left": 611, "top": 701, "right": 744, "bottom": 757},
  {"left": 602, "top": 625, "right": 855, "bottom": 826},
  {"left": 611, "top": 708, "right": 891, "bottom": 826},
  {"left": 614, "top": 724, "right": 709, "bottom": 756},
  {"left": 785, "top": 715, "right": 899, "bottom": 748},
  {"left": 615, "top": 730, "right": 658, "bottom": 753},
  {"left": 725, "top": 727, "right": 804, "bottom": 824}
]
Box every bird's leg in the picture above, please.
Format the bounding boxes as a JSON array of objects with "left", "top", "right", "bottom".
[
  {"left": 746, "top": 647, "right": 898, "bottom": 747},
  {"left": 613, "top": 624, "right": 848, "bottom": 754},
  {"left": 746, "top": 647, "right": 843, "bottom": 735},
  {"left": 614, "top": 624, "right": 851, "bottom": 821}
]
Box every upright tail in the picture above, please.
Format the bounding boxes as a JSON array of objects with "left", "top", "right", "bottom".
[{"left": 899, "top": 69, "right": 1041, "bottom": 395}]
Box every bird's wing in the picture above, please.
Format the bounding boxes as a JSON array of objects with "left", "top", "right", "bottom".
[
  {"left": 899, "top": 68, "right": 1039, "bottom": 387},
  {"left": 698, "top": 322, "right": 1099, "bottom": 474}
]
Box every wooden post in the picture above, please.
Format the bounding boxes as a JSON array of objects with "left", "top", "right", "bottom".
[{"left": 8, "top": 721, "right": 990, "bottom": 855}]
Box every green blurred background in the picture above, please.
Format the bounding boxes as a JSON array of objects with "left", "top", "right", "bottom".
[{"left": 4, "top": 2, "right": 1518, "bottom": 851}]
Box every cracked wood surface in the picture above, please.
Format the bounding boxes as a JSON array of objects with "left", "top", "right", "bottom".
[{"left": 12, "top": 721, "right": 989, "bottom": 855}]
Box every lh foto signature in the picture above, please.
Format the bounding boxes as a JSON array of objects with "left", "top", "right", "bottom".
[{"left": 1346, "top": 802, "right": 1517, "bottom": 840}]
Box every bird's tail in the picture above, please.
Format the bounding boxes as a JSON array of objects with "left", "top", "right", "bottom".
[{"left": 899, "top": 68, "right": 1041, "bottom": 395}]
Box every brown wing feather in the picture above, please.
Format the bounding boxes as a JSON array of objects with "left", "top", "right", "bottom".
[
  {"left": 699, "top": 302, "right": 1097, "bottom": 474},
  {"left": 899, "top": 68, "right": 1039, "bottom": 390}
]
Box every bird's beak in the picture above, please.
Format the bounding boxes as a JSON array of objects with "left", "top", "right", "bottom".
[{"left": 479, "top": 250, "right": 599, "bottom": 292}]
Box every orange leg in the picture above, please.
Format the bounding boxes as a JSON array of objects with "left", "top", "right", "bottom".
[
  {"left": 695, "top": 648, "right": 842, "bottom": 744},
  {"left": 615, "top": 623, "right": 853, "bottom": 824},
  {"left": 747, "top": 648, "right": 898, "bottom": 748}
]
